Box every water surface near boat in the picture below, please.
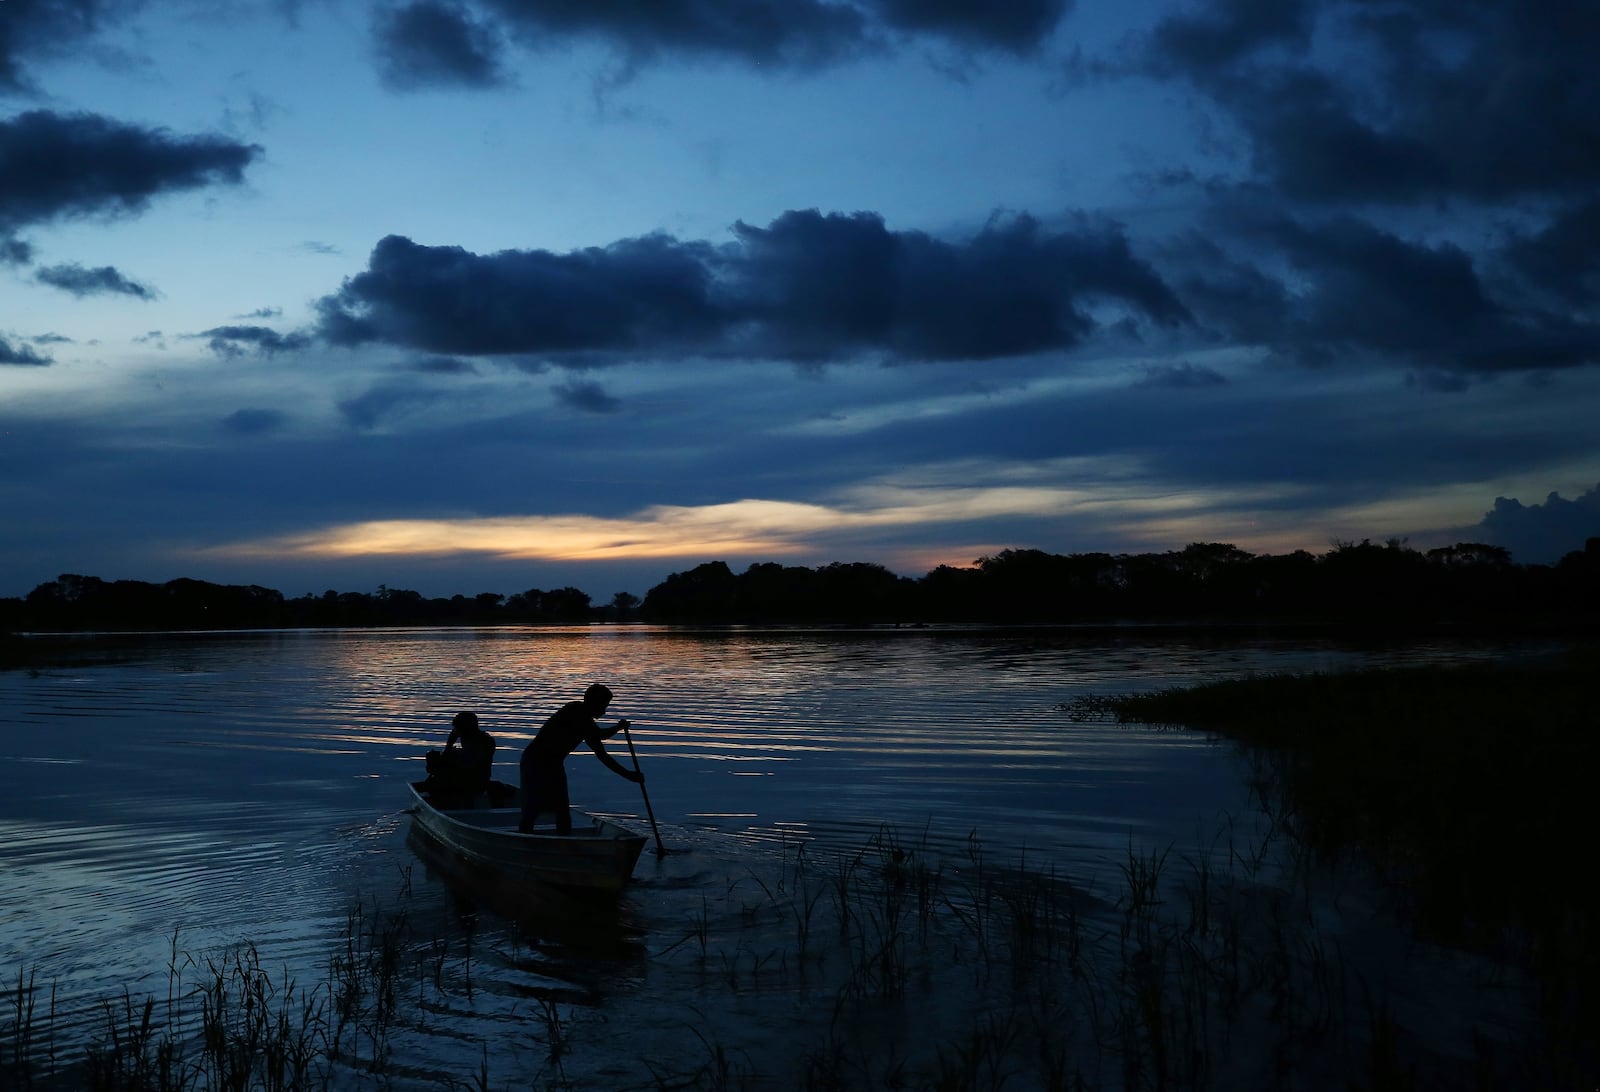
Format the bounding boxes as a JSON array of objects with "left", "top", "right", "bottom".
[{"left": 0, "top": 625, "right": 1552, "bottom": 1085}]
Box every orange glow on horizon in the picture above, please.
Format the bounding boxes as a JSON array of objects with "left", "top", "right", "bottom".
[{"left": 193, "top": 479, "right": 1321, "bottom": 567}]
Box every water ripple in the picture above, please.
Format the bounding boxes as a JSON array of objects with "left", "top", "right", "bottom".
[{"left": 0, "top": 627, "right": 1542, "bottom": 1075}]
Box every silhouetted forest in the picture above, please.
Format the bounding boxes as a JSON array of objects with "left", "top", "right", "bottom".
[{"left": 2, "top": 537, "right": 1597, "bottom": 636}]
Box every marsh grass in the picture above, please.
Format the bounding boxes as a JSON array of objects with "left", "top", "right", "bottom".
[
  {"left": 2, "top": 895, "right": 425, "bottom": 1091},
  {"left": 4, "top": 968, "right": 52, "bottom": 1087},
  {"left": 650, "top": 815, "right": 1453, "bottom": 1090},
  {"left": 1068, "top": 651, "right": 1598, "bottom": 1086},
  {"left": 591, "top": 662, "right": 1583, "bottom": 1089},
  {"left": 4, "top": 812, "right": 1556, "bottom": 1091}
]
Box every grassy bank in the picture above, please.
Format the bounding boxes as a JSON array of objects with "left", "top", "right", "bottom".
[{"left": 1075, "top": 646, "right": 1598, "bottom": 1078}]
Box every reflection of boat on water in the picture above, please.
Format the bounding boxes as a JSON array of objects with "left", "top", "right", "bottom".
[
  {"left": 406, "top": 781, "right": 647, "bottom": 895},
  {"left": 404, "top": 824, "right": 646, "bottom": 957}
]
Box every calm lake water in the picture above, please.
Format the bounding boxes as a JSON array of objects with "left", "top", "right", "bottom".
[{"left": 0, "top": 626, "right": 1555, "bottom": 1088}]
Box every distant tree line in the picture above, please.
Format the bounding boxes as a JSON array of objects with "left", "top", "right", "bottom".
[
  {"left": 2, "top": 537, "right": 1597, "bottom": 635},
  {"left": 0, "top": 576, "right": 611, "bottom": 634},
  {"left": 638, "top": 538, "right": 1600, "bottom": 626}
]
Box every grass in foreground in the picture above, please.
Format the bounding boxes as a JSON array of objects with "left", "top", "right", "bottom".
[
  {"left": 3, "top": 896, "right": 418, "bottom": 1092},
  {"left": 5, "top": 812, "right": 1581, "bottom": 1091}
]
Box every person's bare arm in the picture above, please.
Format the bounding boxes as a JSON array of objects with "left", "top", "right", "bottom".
[{"left": 590, "top": 738, "right": 642, "bottom": 782}]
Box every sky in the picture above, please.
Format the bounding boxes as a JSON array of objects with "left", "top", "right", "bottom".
[{"left": 3, "top": 0, "right": 1599, "bottom": 602}]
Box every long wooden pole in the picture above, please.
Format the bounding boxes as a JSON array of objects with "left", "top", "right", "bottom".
[{"left": 621, "top": 722, "right": 667, "bottom": 855}]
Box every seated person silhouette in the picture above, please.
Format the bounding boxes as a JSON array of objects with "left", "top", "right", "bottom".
[{"left": 423, "top": 711, "right": 496, "bottom": 806}]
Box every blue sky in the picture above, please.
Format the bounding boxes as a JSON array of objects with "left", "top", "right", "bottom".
[{"left": 4, "top": 0, "right": 1598, "bottom": 601}]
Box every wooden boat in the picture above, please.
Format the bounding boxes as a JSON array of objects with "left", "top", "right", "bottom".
[{"left": 406, "top": 780, "right": 646, "bottom": 895}]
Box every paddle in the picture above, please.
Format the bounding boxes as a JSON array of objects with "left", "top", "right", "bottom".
[{"left": 619, "top": 719, "right": 667, "bottom": 855}]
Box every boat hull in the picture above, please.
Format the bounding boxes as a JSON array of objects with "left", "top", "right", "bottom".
[{"left": 406, "top": 781, "right": 646, "bottom": 895}]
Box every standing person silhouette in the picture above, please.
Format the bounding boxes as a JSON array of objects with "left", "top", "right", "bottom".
[{"left": 518, "top": 683, "right": 641, "bottom": 834}]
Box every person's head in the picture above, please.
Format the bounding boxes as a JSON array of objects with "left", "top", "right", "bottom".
[
  {"left": 582, "top": 683, "right": 613, "bottom": 716},
  {"left": 452, "top": 711, "right": 479, "bottom": 734}
]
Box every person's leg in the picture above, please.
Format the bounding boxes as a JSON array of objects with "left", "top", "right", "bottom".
[
  {"left": 552, "top": 765, "right": 572, "bottom": 835},
  {"left": 518, "top": 749, "right": 540, "bottom": 833}
]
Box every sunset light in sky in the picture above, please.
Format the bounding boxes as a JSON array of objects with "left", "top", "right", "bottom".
[{"left": 199, "top": 475, "right": 1307, "bottom": 568}]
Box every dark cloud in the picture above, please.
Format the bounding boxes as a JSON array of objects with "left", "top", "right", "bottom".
[
  {"left": 1237, "top": 73, "right": 1450, "bottom": 206},
  {"left": 1503, "top": 198, "right": 1600, "bottom": 310},
  {"left": 337, "top": 383, "right": 441, "bottom": 430},
  {"left": 1161, "top": 230, "right": 1290, "bottom": 350},
  {"left": 874, "top": 363, "right": 1598, "bottom": 532},
  {"left": 374, "top": 0, "right": 509, "bottom": 90},
  {"left": 0, "top": 0, "right": 133, "bottom": 95},
  {"left": 1144, "top": 1, "right": 1600, "bottom": 206},
  {"left": 197, "top": 325, "right": 313, "bottom": 357},
  {"left": 729, "top": 209, "right": 1191, "bottom": 360},
  {"left": 393, "top": 0, "right": 1072, "bottom": 80},
  {"left": 1407, "top": 369, "right": 1470, "bottom": 395},
  {"left": 734, "top": 210, "right": 1063, "bottom": 361},
  {"left": 221, "top": 408, "right": 289, "bottom": 436},
  {"left": 1136, "top": 361, "right": 1227, "bottom": 388},
  {"left": 0, "top": 110, "right": 259, "bottom": 237},
  {"left": 237, "top": 306, "right": 283, "bottom": 320},
  {"left": 474, "top": 0, "right": 869, "bottom": 69},
  {"left": 1146, "top": 0, "right": 1312, "bottom": 75},
  {"left": 1476, "top": 483, "right": 1600, "bottom": 565},
  {"left": 1, "top": 335, "right": 51, "bottom": 366},
  {"left": 1270, "top": 215, "right": 1500, "bottom": 360},
  {"left": 317, "top": 231, "right": 723, "bottom": 356},
  {"left": 34, "top": 262, "right": 156, "bottom": 298},
  {"left": 0, "top": 237, "right": 32, "bottom": 265},
  {"left": 866, "top": 0, "right": 1071, "bottom": 53},
  {"left": 552, "top": 378, "right": 621, "bottom": 414},
  {"left": 411, "top": 355, "right": 476, "bottom": 374},
  {"left": 316, "top": 209, "right": 1188, "bottom": 364},
  {"left": 1172, "top": 205, "right": 1600, "bottom": 374}
]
